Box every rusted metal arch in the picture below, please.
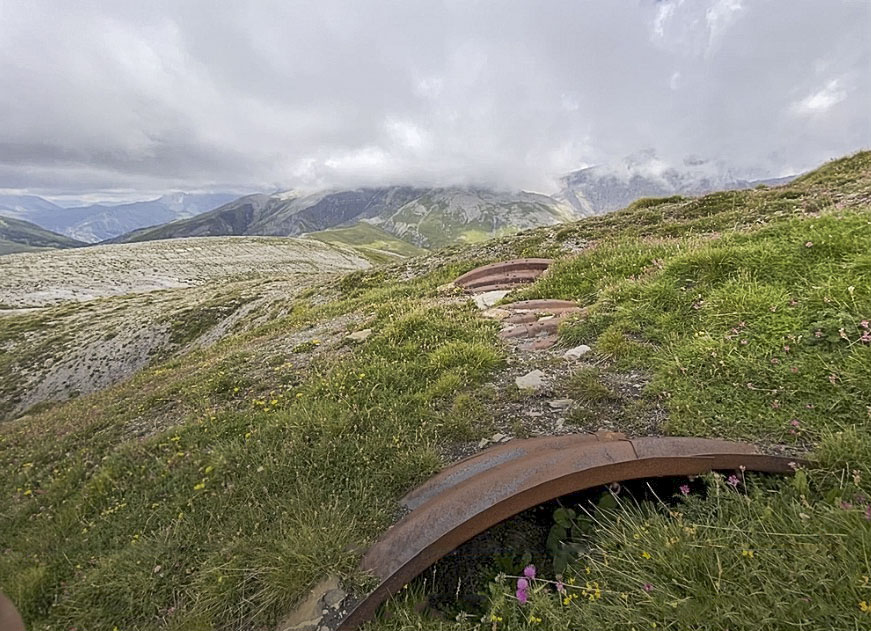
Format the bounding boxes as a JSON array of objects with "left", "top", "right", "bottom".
[
  {"left": 454, "top": 258, "right": 553, "bottom": 293},
  {"left": 337, "top": 434, "right": 799, "bottom": 629}
]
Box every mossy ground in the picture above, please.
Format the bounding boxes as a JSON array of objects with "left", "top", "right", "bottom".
[{"left": 1, "top": 152, "right": 871, "bottom": 630}]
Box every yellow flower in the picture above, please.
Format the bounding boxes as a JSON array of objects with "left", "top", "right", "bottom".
[
  {"left": 860, "top": 600, "right": 871, "bottom": 613},
  {"left": 529, "top": 616, "right": 542, "bottom": 624},
  {"left": 641, "top": 550, "right": 652, "bottom": 560},
  {"left": 741, "top": 549, "right": 755, "bottom": 558}
]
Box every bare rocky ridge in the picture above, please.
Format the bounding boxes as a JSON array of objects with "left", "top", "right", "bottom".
[
  {"left": 0, "top": 236, "right": 370, "bottom": 420},
  {"left": 0, "top": 236, "right": 369, "bottom": 308}
]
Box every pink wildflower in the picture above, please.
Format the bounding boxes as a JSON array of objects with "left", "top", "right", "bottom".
[
  {"left": 517, "top": 578, "right": 529, "bottom": 591},
  {"left": 524, "top": 564, "right": 537, "bottom": 580},
  {"left": 680, "top": 484, "right": 690, "bottom": 495},
  {"left": 642, "top": 583, "right": 654, "bottom": 593},
  {"left": 727, "top": 474, "right": 740, "bottom": 487},
  {"left": 861, "top": 320, "right": 869, "bottom": 329},
  {"left": 516, "top": 587, "right": 528, "bottom": 604},
  {"left": 783, "top": 345, "right": 790, "bottom": 352},
  {"left": 865, "top": 506, "right": 871, "bottom": 521},
  {"left": 790, "top": 419, "right": 800, "bottom": 427},
  {"left": 805, "top": 241, "right": 814, "bottom": 247},
  {"left": 841, "top": 501, "right": 853, "bottom": 510},
  {"left": 556, "top": 580, "right": 565, "bottom": 594}
]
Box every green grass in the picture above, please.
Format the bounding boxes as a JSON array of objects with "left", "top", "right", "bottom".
[
  {"left": 0, "top": 264, "right": 503, "bottom": 630},
  {"left": 483, "top": 430, "right": 871, "bottom": 630},
  {"left": 304, "top": 222, "right": 428, "bottom": 260},
  {"left": 2, "top": 152, "right": 871, "bottom": 630}
]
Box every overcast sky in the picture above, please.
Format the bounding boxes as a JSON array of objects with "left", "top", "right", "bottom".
[{"left": 0, "top": 0, "right": 869, "bottom": 199}]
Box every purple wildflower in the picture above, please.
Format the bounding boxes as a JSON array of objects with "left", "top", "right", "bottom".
[
  {"left": 790, "top": 419, "right": 800, "bottom": 427},
  {"left": 523, "top": 564, "right": 537, "bottom": 580},
  {"left": 727, "top": 474, "right": 740, "bottom": 487},
  {"left": 516, "top": 576, "right": 529, "bottom": 604},
  {"left": 556, "top": 580, "right": 565, "bottom": 594},
  {"left": 861, "top": 320, "right": 870, "bottom": 330},
  {"left": 680, "top": 484, "right": 690, "bottom": 496}
]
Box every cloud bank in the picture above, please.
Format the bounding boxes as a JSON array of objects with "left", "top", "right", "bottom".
[{"left": 0, "top": 0, "right": 868, "bottom": 196}]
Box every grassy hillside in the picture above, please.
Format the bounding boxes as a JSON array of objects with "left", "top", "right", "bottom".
[
  {"left": 304, "top": 222, "right": 428, "bottom": 261},
  {"left": 1, "top": 152, "right": 870, "bottom": 630},
  {"left": 0, "top": 215, "right": 85, "bottom": 254}
]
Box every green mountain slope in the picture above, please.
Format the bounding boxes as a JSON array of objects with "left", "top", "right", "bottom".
[
  {"left": 0, "top": 215, "right": 85, "bottom": 255},
  {"left": 304, "top": 221, "right": 428, "bottom": 263},
  {"left": 114, "top": 186, "right": 576, "bottom": 250},
  {"left": 1, "top": 152, "right": 870, "bottom": 630}
]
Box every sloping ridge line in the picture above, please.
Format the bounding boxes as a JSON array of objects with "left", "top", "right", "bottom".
[{"left": 337, "top": 435, "right": 801, "bottom": 629}]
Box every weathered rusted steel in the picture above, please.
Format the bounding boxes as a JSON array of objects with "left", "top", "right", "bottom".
[
  {"left": 0, "top": 593, "right": 25, "bottom": 631},
  {"left": 337, "top": 435, "right": 800, "bottom": 629},
  {"left": 495, "top": 299, "right": 582, "bottom": 344},
  {"left": 454, "top": 259, "right": 553, "bottom": 293}
]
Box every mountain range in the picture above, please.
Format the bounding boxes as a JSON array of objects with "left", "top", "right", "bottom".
[
  {"left": 113, "top": 187, "right": 577, "bottom": 249},
  {"left": 0, "top": 161, "right": 797, "bottom": 256},
  {"left": 0, "top": 215, "right": 86, "bottom": 255},
  {"left": 0, "top": 192, "right": 237, "bottom": 243}
]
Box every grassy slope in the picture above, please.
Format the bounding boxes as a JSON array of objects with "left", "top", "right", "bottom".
[
  {"left": 1, "top": 152, "right": 870, "bottom": 630},
  {"left": 304, "top": 222, "right": 428, "bottom": 261},
  {"left": 0, "top": 215, "right": 85, "bottom": 253},
  {"left": 0, "top": 239, "right": 49, "bottom": 255}
]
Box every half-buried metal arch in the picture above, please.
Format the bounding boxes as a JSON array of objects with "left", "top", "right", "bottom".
[{"left": 338, "top": 433, "right": 800, "bottom": 629}]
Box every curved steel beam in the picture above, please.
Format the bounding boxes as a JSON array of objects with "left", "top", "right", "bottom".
[
  {"left": 338, "top": 435, "right": 800, "bottom": 629},
  {"left": 454, "top": 259, "right": 553, "bottom": 293}
]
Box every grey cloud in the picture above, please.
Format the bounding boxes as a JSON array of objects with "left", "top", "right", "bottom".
[{"left": 0, "top": 0, "right": 868, "bottom": 197}]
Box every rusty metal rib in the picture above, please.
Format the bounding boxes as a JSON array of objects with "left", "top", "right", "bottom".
[
  {"left": 454, "top": 259, "right": 553, "bottom": 293},
  {"left": 337, "top": 435, "right": 799, "bottom": 629}
]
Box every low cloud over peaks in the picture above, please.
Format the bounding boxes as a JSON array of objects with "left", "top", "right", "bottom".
[{"left": 0, "top": 0, "right": 868, "bottom": 196}]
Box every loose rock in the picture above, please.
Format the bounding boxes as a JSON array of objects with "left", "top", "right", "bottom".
[
  {"left": 323, "top": 588, "right": 347, "bottom": 609},
  {"left": 564, "top": 344, "right": 592, "bottom": 360},
  {"left": 346, "top": 328, "right": 372, "bottom": 342},
  {"left": 515, "top": 369, "right": 546, "bottom": 390},
  {"left": 548, "top": 399, "right": 574, "bottom": 410},
  {"left": 473, "top": 290, "right": 511, "bottom": 309}
]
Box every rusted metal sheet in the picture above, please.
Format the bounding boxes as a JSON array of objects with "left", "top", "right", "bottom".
[
  {"left": 454, "top": 259, "right": 553, "bottom": 293},
  {"left": 337, "top": 435, "right": 800, "bottom": 629},
  {"left": 0, "top": 593, "right": 25, "bottom": 631},
  {"left": 493, "top": 299, "right": 582, "bottom": 347}
]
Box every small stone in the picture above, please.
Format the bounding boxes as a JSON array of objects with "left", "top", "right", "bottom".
[
  {"left": 548, "top": 399, "right": 574, "bottom": 410},
  {"left": 528, "top": 411, "right": 543, "bottom": 417},
  {"left": 563, "top": 344, "right": 592, "bottom": 360},
  {"left": 323, "top": 588, "right": 347, "bottom": 609},
  {"left": 555, "top": 417, "right": 565, "bottom": 431},
  {"left": 478, "top": 438, "right": 490, "bottom": 449},
  {"left": 481, "top": 307, "right": 511, "bottom": 320},
  {"left": 474, "top": 290, "right": 511, "bottom": 309},
  {"left": 346, "top": 328, "right": 372, "bottom": 342},
  {"left": 515, "top": 369, "right": 546, "bottom": 390},
  {"left": 490, "top": 433, "right": 506, "bottom": 443}
]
